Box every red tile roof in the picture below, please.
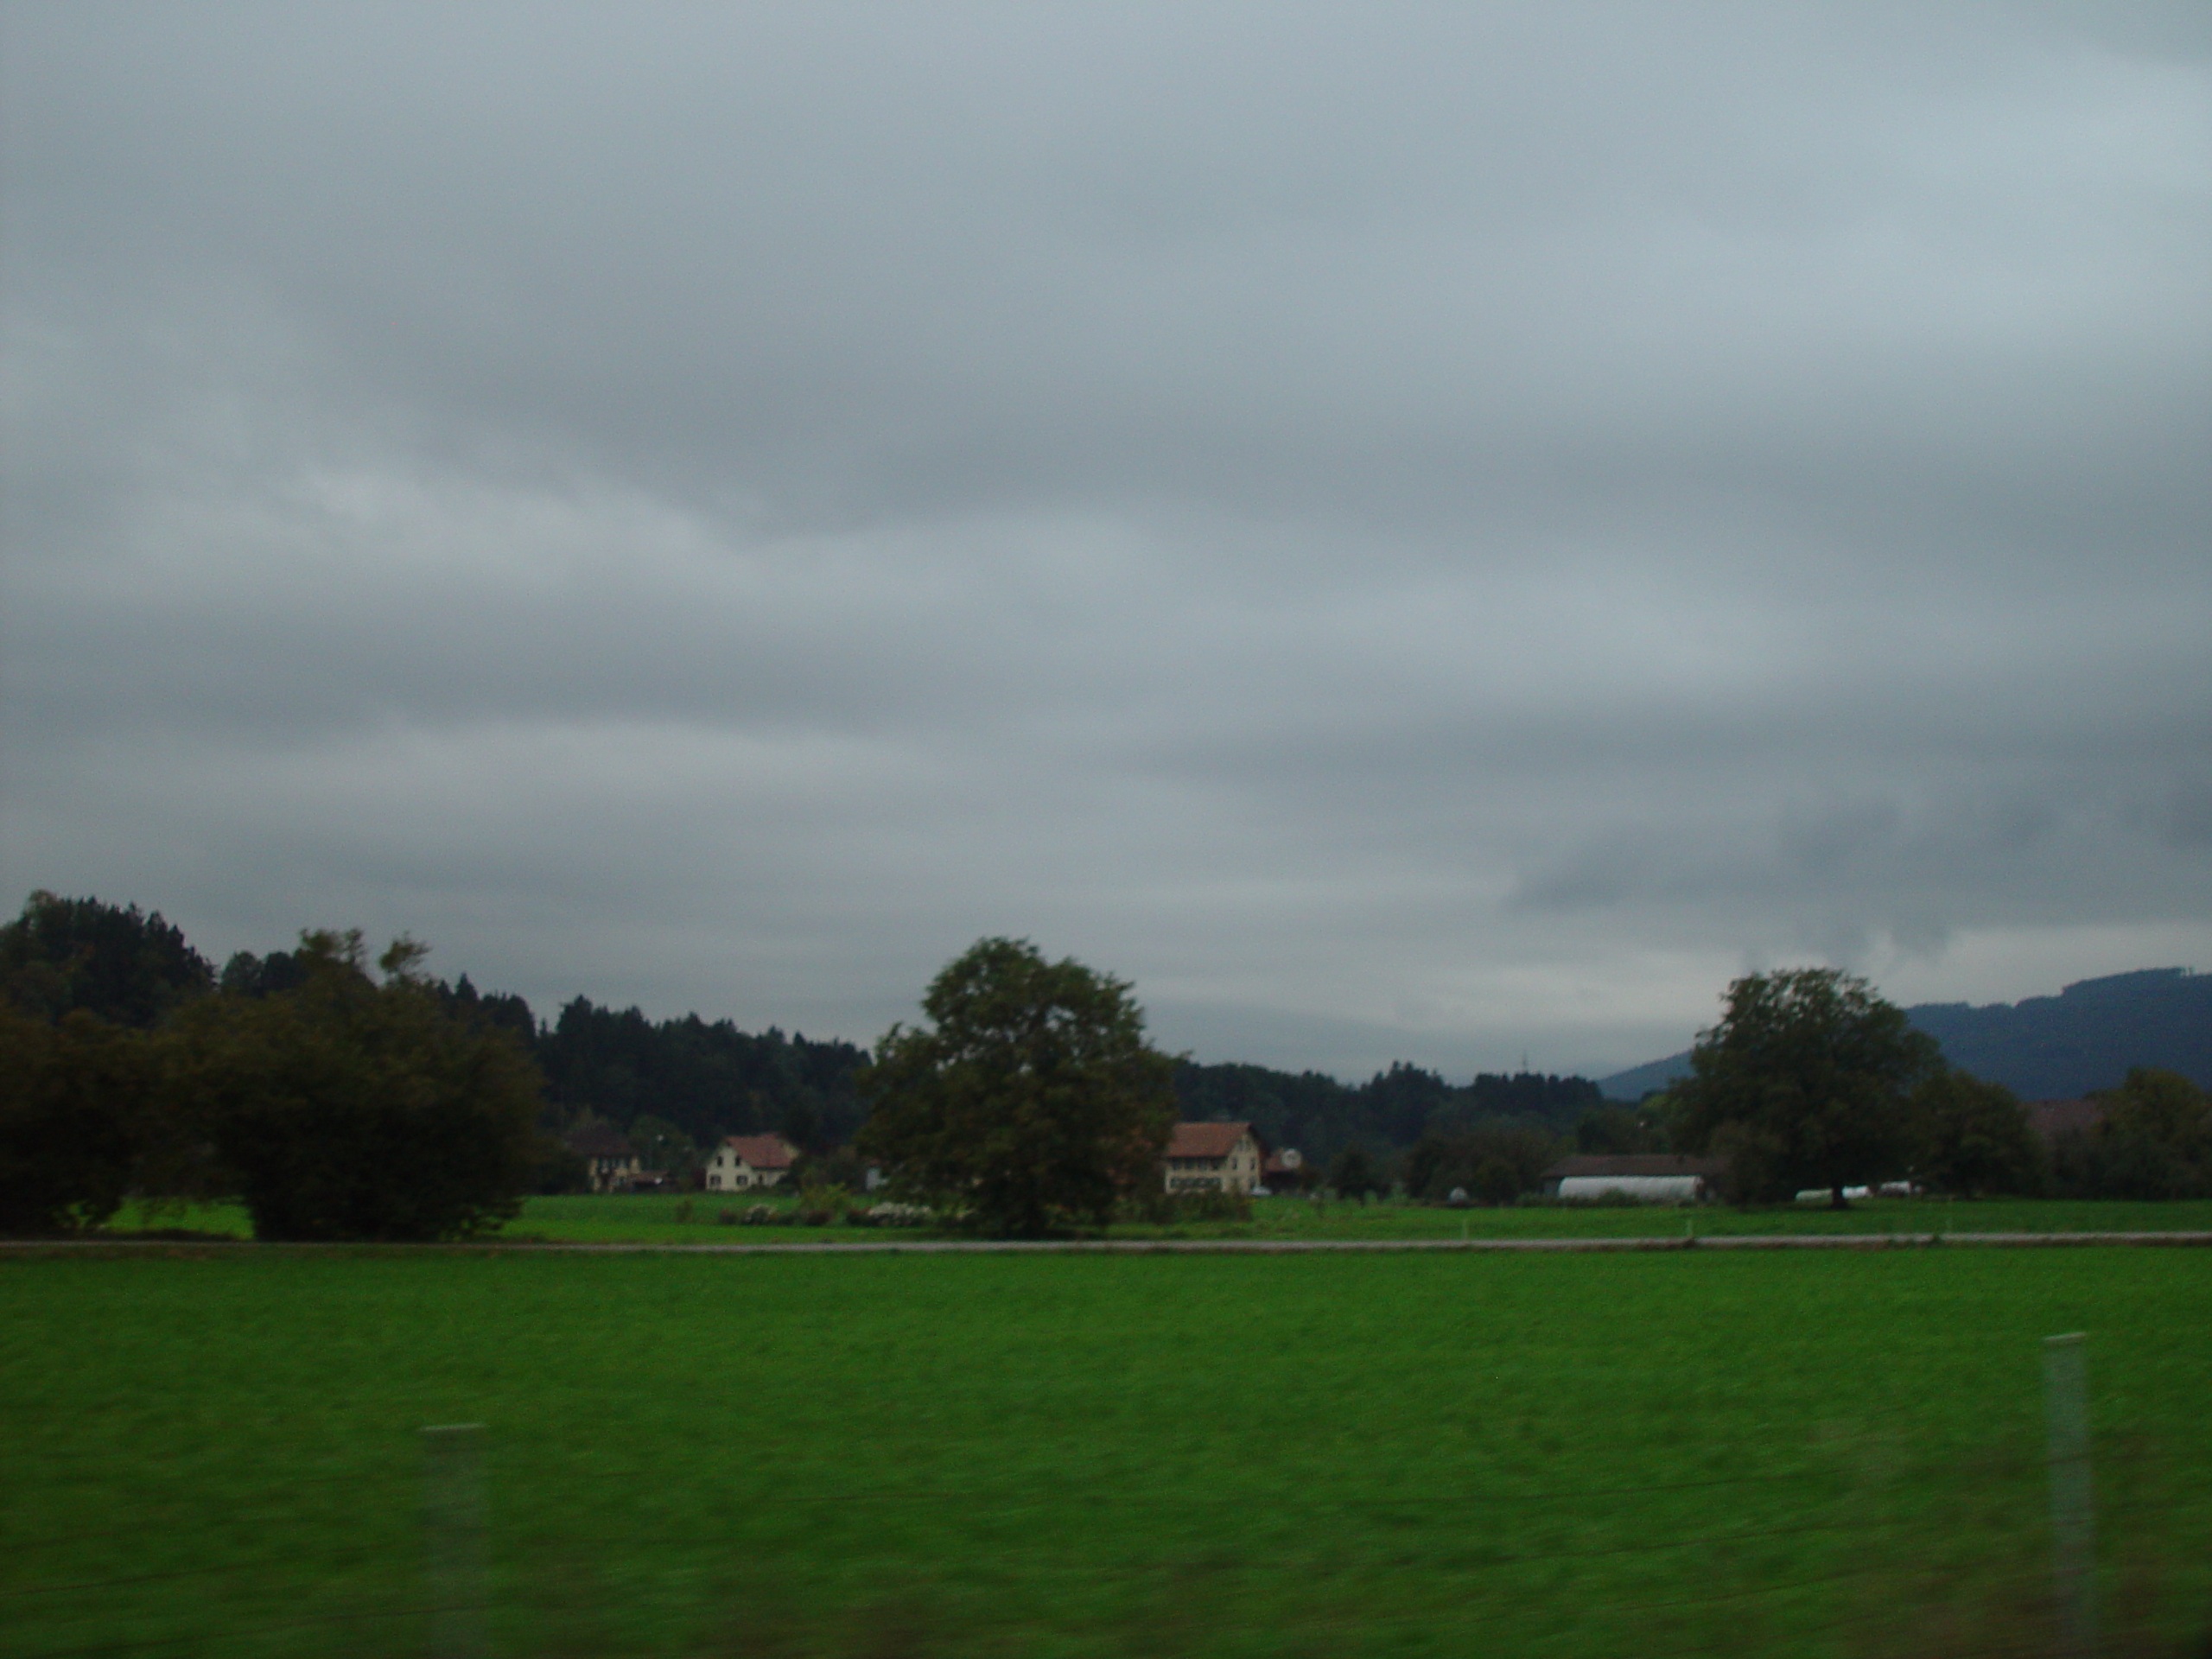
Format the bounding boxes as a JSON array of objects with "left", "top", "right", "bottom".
[
  {"left": 2026, "top": 1099, "right": 2102, "bottom": 1141},
  {"left": 721, "top": 1134, "right": 797, "bottom": 1170},
  {"left": 1168, "top": 1122, "right": 1255, "bottom": 1160},
  {"left": 564, "top": 1125, "right": 633, "bottom": 1160}
]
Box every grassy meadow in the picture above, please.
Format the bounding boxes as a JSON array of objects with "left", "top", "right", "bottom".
[
  {"left": 101, "top": 1190, "right": 2212, "bottom": 1246},
  {"left": 5, "top": 1245, "right": 2210, "bottom": 1658}
]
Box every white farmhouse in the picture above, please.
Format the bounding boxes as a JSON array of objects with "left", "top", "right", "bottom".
[
  {"left": 1165, "top": 1122, "right": 1268, "bottom": 1195},
  {"left": 705, "top": 1133, "right": 799, "bottom": 1192}
]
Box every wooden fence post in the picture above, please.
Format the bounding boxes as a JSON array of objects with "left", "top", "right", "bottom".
[
  {"left": 423, "top": 1424, "right": 489, "bottom": 1659},
  {"left": 2043, "top": 1334, "right": 2096, "bottom": 1658}
]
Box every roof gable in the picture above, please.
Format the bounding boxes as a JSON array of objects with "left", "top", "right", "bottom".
[
  {"left": 721, "top": 1134, "right": 797, "bottom": 1170},
  {"left": 564, "top": 1126, "right": 633, "bottom": 1160},
  {"left": 1168, "top": 1121, "right": 1256, "bottom": 1160},
  {"left": 2026, "top": 1098, "right": 2101, "bottom": 1141}
]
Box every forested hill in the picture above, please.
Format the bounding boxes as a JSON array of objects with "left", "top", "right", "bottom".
[
  {"left": 524, "top": 995, "right": 870, "bottom": 1154},
  {"left": 1906, "top": 969, "right": 2212, "bottom": 1099},
  {"left": 1173, "top": 1060, "right": 1602, "bottom": 1165},
  {"left": 1600, "top": 968, "right": 2212, "bottom": 1102},
  {"left": 531, "top": 1028, "right": 1601, "bottom": 1164},
  {"left": 0, "top": 892, "right": 1600, "bottom": 1159},
  {"left": 482, "top": 1000, "right": 1606, "bottom": 1160},
  {"left": 257, "top": 961, "right": 874, "bottom": 1154}
]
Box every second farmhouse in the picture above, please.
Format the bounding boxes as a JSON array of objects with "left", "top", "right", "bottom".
[
  {"left": 1164, "top": 1121, "right": 1268, "bottom": 1195},
  {"left": 705, "top": 1133, "right": 800, "bottom": 1192}
]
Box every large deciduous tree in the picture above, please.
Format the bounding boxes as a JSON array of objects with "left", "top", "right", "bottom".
[
  {"left": 1911, "top": 1068, "right": 2045, "bottom": 1197},
  {"left": 165, "top": 931, "right": 545, "bottom": 1241},
  {"left": 854, "top": 938, "right": 1175, "bottom": 1236},
  {"left": 0, "top": 1007, "right": 156, "bottom": 1234},
  {"left": 1326, "top": 1143, "right": 1384, "bottom": 1203},
  {"left": 1671, "top": 968, "right": 1941, "bottom": 1206},
  {"left": 1402, "top": 1124, "right": 1554, "bottom": 1204},
  {"left": 2055, "top": 1067, "right": 2212, "bottom": 1198}
]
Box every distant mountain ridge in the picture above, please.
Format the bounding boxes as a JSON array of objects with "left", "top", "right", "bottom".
[{"left": 1599, "top": 968, "right": 2210, "bottom": 1103}]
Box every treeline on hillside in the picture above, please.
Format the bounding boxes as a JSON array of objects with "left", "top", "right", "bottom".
[
  {"left": 13, "top": 892, "right": 2206, "bottom": 1233},
  {"left": 1348, "top": 1065, "right": 2212, "bottom": 1208},
  {"left": 0, "top": 893, "right": 870, "bottom": 1232},
  {"left": 1, "top": 899, "right": 544, "bottom": 1240},
  {"left": 1219, "top": 969, "right": 2212, "bottom": 1207},
  {"left": 3, "top": 889, "right": 1624, "bottom": 1181},
  {"left": 531, "top": 996, "right": 867, "bottom": 1158},
  {"left": 1173, "top": 1058, "right": 1603, "bottom": 1166},
  {"left": 1604, "top": 968, "right": 2212, "bottom": 1104},
  {"left": 1907, "top": 968, "right": 2212, "bottom": 1101},
  {"left": 215, "top": 935, "right": 869, "bottom": 1160}
]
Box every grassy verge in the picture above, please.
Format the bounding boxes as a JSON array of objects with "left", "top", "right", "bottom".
[
  {"left": 5, "top": 1247, "right": 2209, "bottom": 1657},
  {"left": 95, "top": 1192, "right": 2212, "bottom": 1246}
]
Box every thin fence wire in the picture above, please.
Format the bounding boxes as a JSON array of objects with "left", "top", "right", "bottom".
[
  {"left": 32, "top": 1598, "right": 457, "bottom": 1659},
  {"left": 9, "top": 1434, "right": 2205, "bottom": 1657},
  {"left": 12, "top": 1445, "right": 2177, "bottom": 1570}
]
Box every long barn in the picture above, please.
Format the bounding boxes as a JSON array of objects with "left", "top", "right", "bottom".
[{"left": 1541, "top": 1154, "right": 1726, "bottom": 1203}]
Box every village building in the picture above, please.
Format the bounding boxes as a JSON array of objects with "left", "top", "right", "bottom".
[
  {"left": 2026, "top": 1098, "right": 2102, "bottom": 1142},
  {"left": 563, "top": 1124, "right": 642, "bottom": 1194},
  {"left": 1541, "top": 1154, "right": 1725, "bottom": 1203},
  {"left": 705, "top": 1133, "right": 799, "bottom": 1192},
  {"left": 1165, "top": 1122, "right": 1268, "bottom": 1194}
]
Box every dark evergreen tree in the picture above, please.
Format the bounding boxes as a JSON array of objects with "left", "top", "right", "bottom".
[
  {"left": 219, "top": 949, "right": 308, "bottom": 999},
  {"left": 1, "top": 892, "right": 213, "bottom": 1027},
  {"left": 1573, "top": 1103, "right": 1666, "bottom": 1155},
  {"left": 1326, "top": 1144, "right": 1384, "bottom": 1202},
  {"left": 1174, "top": 1057, "right": 1608, "bottom": 1166},
  {"left": 1403, "top": 1123, "right": 1558, "bottom": 1203},
  {"left": 533, "top": 1000, "right": 867, "bottom": 1152}
]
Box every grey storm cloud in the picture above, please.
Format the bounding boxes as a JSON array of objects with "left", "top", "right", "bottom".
[{"left": 3, "top": 1, "right": 2209, "bottom": 1078}]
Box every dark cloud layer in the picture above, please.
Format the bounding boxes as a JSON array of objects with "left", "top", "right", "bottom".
[{"left": 3, "top": 3, "right": 2208, "bottom": 1076}]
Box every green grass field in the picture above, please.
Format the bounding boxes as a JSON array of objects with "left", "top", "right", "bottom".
[
  {"left": 102, "top": 1191, "right": 2212, "bottom": 1246},
  {"left": 5, "top": 1246, "right": 2209, "bottom": 1658}
]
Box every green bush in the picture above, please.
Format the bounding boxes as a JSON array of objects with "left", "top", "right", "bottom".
[
  {"left": 1122, "top": 1186, "right": 1252, "bottom": 1224},
  {"left": 855, "top": 1201, "right": 932, "bottom": 1227},
  {"left": 162, "top": 931, "right": 542, "bottom": 1242},
  {"left": 0, "top": 1007, "right": 155, "bottom": 1235},
  {"left": 2054, "top": 1069, "right": 2212, "bottom": 1199},
  {"left": 1405, "top": 1124, "right": 1555, "bottom": 1204},
  {"left": 1911, "top": 1069, "right": 2046, "bottom": 1196}
]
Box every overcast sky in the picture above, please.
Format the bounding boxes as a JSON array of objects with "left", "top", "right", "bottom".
[{"left": 3, "top": 3, "right": 2207, "bottom": 1079}]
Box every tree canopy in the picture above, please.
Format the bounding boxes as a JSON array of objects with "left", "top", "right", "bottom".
[
  {"left": 1325, "top": 1143, "right": 1384, "bottom": 1202},
  {"left": 164, "top": 931, "right": 545, "bottom": 1241},
  {"left": 0, "top": 1006, "right": 157, "bottom": 1234},
  {"left": 1173, "top": 1058, "right": 1599, "bottom": 1166},
  {"left": 1910, "top": 1067, "right": 2044, "bottom": 1197},
  {"left": 2055, "top": 1066, "right": 2212, "bottom": 1199},
  {"left": 854, "top": 938, "right": 1175, "bottom": 1236},
  {"left": 1, "top": 891, "right": 213, "bottom": 1028},
  {"left": 1402, "top": 1122, "right": 1557, "bottom": 1205},
  {"left": 1670, "top": 968, "right": 1942, "bottom": 1205}
]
